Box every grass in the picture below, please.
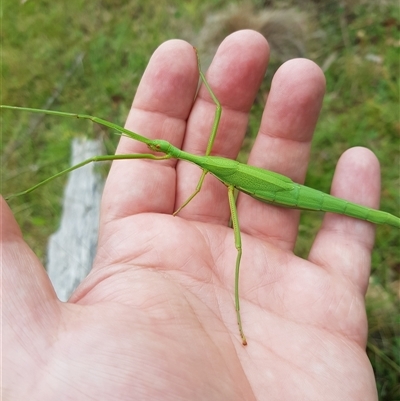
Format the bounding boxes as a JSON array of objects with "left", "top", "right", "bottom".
[{"left": 1, "top": 0, "right": 399, "bottom": 398}]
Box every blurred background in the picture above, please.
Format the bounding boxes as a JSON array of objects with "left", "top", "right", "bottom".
[{"left": 2, "top": 0, "right": 399, "bottom": 398}]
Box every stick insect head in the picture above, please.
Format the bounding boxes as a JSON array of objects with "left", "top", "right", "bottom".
[{"left": 148, "top": 139, "right": 172, "bottom": 154}]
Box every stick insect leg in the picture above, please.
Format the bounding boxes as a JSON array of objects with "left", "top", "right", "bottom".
[
  {"left": 196, "top": 49, "right": 222, "bottom": 157},
  {"left": 228, "top": 185, "right": 247, "bottom": 345},
  {"left": 6, "top": 153, "right": 170, "bottom": 200},
  {"left": 173, "top": 169, "right": 208, "bottom": 216},
  {"left": 0, "top": 106, "right": 154, "bottom": 146},
  {"left": 173, "top": 49, "right": 222, "bottom": 215}
]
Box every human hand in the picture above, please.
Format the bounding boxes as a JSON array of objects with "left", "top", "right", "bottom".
[{"left": 3, "top": 30, "right": 378, "bottom": 400}]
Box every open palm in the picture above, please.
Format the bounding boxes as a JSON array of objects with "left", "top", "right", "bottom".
[{"left": 3, "top": 31, "right": 378, "bottom": 400}]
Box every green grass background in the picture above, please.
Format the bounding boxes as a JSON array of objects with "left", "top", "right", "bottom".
[{"left": 1, "top": 0, "right": 399, "bottom": 398}]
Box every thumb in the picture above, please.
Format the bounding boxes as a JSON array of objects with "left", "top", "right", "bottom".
[{"left": 1, "top": 196, "right": 58, "bottom": 340}]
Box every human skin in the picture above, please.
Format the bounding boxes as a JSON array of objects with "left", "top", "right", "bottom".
[{"left": 2, "top": 30, "right": 378, "bottom": 400}]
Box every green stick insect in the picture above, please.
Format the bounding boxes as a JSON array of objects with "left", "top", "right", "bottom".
[{"left": 2, "top": 50, "right": 399, "bottom": 346}]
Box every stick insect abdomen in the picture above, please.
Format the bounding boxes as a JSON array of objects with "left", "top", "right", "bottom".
[
  {"left": 251, "top": 181, "right": 400, "bottom": 228},
  {"left": 183, "top": 153, "right": 400, "bottom": 228},
  {"left": 289, "top": 184, "right": 400, "bottom": 228}
]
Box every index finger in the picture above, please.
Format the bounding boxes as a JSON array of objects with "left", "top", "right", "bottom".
[{"left": 101, "top": 40, "right": 199, "bottom": 223}]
